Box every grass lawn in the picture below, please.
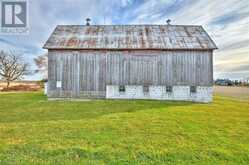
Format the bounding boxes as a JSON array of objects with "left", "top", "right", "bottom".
[{"left": 0, "top": 92, "right": 249, "bottom": 164}]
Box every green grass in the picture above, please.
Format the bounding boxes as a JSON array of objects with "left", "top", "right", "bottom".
[{"left": 0, "top": 92, "right": 249, "bottom": 164}]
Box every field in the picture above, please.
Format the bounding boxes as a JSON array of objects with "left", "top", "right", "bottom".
[
  {"left": 0, "top": 92, "right": 249, "bottom": 164},
  {"left": 0, "top": 81, "right": 41, "bottom": 92},
  {"left": 214, "top": 86, "right": 249, "bottom": 100}
]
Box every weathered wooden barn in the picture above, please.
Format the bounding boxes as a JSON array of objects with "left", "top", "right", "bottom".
[{"left": 43, "top": 24, "right": 217, "bottom": 102}]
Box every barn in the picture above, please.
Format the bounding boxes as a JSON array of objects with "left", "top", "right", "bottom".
[{"left": 43, "top": 24, "right": 217, "bottom": 102}]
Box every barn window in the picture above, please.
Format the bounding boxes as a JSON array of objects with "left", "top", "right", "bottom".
[
  {"left": 166, "top": 86, "right": 172, "bottom": 93},
  {"left": 190, "top": 86, "right": 197, "bottom": 93},
  {"left": 119, "top": 85, "right": 126, "bottom": 92},
  {"left": 56, "top": 81, "right": 62, "bottom": 88},
  {"left": 143, "top": 85, "right": 149, "bottom": 93}
]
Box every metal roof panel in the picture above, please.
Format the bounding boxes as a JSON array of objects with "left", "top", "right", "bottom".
[{"left": 44, "top": 25, "right": 218, "bottom": 50}]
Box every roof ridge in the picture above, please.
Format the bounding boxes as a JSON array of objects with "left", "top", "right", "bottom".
[{"left": 56, "top": 24, "right": 203, "bottom": 27}]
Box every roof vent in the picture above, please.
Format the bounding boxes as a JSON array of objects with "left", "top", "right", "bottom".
[
  {"left": 166, "top": 19, "right": 171, "bottom": 25},
  {"left": 86, "top": 18, "right": 91, "bottom": 26}
]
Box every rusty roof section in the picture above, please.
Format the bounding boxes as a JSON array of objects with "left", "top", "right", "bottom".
[{"left": 43, "top": 25, "right": 218, "bottom": 50}]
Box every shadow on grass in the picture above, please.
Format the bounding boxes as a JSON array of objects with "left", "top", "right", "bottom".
[{"left": 0, "top": 92, "right": 196, "bottom": 123}]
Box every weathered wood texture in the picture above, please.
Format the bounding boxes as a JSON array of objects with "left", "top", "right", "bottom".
[{"left": 48, "top": 50, "right": 213, "bottom": 98}]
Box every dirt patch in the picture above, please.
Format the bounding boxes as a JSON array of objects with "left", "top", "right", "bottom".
[
  {"left": 214, "top": 86, "right": 249, "bottom": 100},
  {"left": 1, "top": 85, "right": 41, "bottom": 92},
  {"left": 0, "top": 81, "right": 42, "bottom": 92}
]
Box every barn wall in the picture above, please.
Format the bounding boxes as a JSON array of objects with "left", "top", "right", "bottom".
[{"left": 47, "top": 49, "right": 213, "bottom": 98}]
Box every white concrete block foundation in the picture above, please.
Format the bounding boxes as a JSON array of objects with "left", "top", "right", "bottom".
[{"left": 106, "top": 85, "right": 213, "bottom": 103}]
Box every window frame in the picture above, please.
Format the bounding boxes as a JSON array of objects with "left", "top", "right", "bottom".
[
  {"left": 143, "top": 85, "right": 150, "bottom": 93},
  {"left": 190, "top": 86, "right": 197, "bottom": 93},
  {"left": 119, "top": 85, "right": 126, "bottom": 92},
  {"left": 166, "top": 86, "right": 172, "bottom": 93}
]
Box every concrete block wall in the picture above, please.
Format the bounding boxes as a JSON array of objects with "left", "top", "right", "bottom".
[
  {"left": 195, "top": 86, "right": 213, "bottom": 103},
  {"left": 106, "top": 85, "right": 143, "bottom": 99},
  {"left": 172, "top": 86, "right": 190, "bottom": 101},
  {"left": 106, "top": 85, "right": 213, "bottom": 103}
]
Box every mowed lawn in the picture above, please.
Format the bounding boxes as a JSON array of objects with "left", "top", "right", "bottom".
[{"left": 0, "top": 92, "right": 249, "bottom": 164}]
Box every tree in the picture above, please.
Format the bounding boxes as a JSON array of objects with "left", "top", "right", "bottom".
[
  {"left": 34, "top": 53, "right": 48, "bottom": 80},
  {"left": 0, "top": 50, "right": 30, "bottom": 88}
]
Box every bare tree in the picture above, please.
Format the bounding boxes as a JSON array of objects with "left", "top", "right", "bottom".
[
  {"left": 0, "top": 50, "right": 30, "bottom": 88},
  {"left": 34, "top": 53, "right": 48, "bottom": 80}
]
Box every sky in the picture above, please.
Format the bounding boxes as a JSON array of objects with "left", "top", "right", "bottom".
[{"left": 0, "top": 0, "right": 249, "bottom": 80}]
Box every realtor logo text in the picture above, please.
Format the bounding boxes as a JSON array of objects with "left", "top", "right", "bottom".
[{"left": 1, "top": 0, "right": 29, "bottom": 34}]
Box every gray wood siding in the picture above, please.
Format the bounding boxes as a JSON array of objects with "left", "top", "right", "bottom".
[{"left": 48, "top": 50, "right": 213, "bottom": 98}]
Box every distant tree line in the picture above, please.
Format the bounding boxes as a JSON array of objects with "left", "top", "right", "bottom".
[{"left": 215, "top": 79, "right": 249, "bottom": 86}]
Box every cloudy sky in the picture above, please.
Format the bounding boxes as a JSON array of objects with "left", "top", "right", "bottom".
[{"left": 0, "top": 0, "right": 249, "bottom": 80}]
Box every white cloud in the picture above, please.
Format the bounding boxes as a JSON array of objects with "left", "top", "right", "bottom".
[{"left": 121, "top": 0, "right": 133, "bottom": 7}]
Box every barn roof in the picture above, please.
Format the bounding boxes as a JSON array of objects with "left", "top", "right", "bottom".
[{"left": 43, "top": 25, "right": 217, "bottom": 50}]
